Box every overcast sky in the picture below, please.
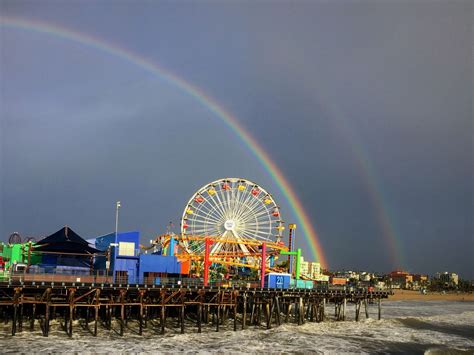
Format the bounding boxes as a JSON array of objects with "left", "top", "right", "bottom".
[{"left": 1, "top": 1, "right": 472, "bottom": 278}]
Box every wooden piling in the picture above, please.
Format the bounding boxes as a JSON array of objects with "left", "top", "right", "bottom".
[
  {"left": 378, "top": 297, "right": 382, "bottom": 320},
  {"left": 242, "top": 294, "right": 247, "bottom": 330},
  {"left": 0, "top": 281, "right": 391, "bottom": 338}
]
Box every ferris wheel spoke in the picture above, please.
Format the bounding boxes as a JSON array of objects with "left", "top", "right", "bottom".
[
  {"left": 235, "top": 194, "right": 267, "bottom": 222},
  {"left": 189, "top": 228, "right": 220, "bottom": 236},
  {"left": 232, "top": 183, "right": 254, "bottom": 217},
  {"left": 193, "top": 201, "right": 224, "bottom": 221},
  {"left": 222, "top": 185, "right": 234, "bottom": 218},
  {"left": 198, "top": 201, "right": 228, "bottom": 224},
  {"left": 241, "top": 213, "right": 273, "bottom": 226},
  {"left": 230, "top": 184, "right": 240, "bottom": 215},
  {"left": 243, "top": 228, "right": 273, "bottom": 241},
  {"left": 187, "top": 218, "right": 220, "bottom": 228},
  {"left": 206, "top": 188, "right": 228, "bottom": 218},
  {"left": 239, "top": 205, "right": 271, "bottom": 225},
  {"left": 190, "top": 207, "right": 223, "bottom": 222},
  {"left": 243, "top": 221, "right": 273, "bottom": 228},
  {"left": 233, "top": 185, "right": 256, "bottom": 220},
  {"left": 246, "top": 192, "right": 272, "bottom": 218},
  {"left": 231, "top": 186, "right": 246, "bottom": 216},
  {"left": 205, "top": 197, "right": 227, "bottom": 221},
  {"left": 212, "top": 187, "right": 230, "bottom": 220},
  {"left": 239, "top": 206, "right": 268, "bottom": 224},
  {"left": 239, "top": 229, "right": 261, "bottom": 241},
  {"left": 216, "top": 187, "right": 231, "bottom": 221}
]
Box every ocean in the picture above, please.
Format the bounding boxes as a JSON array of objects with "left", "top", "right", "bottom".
[{"left": 1, "top": 300, "right": 473, "bottom": 353}]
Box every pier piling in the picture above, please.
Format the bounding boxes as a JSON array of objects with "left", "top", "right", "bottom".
[{"left": 0, "top": 281, "right": 390, "bottom": 337}]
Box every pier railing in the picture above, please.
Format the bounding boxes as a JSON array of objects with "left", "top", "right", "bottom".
[{"left": 5, "top": 269, "right": 112, "bottom": 284}]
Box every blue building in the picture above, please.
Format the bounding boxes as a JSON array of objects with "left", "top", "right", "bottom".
[
  {"left": 94, "top": 231, "right": 140, "bottom": 284},
  {"left": 91, "top": 231, "right": 186, "bottom": 285},
  {"left": 138, "top": 254, "right": 182, "bottom": 284}
]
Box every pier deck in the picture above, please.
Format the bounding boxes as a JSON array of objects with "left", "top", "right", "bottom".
[{"left": 0, "top": 281, "right": 391, "bottom": 337}]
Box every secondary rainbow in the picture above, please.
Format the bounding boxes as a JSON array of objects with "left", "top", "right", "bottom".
[
  {"left": 0, "top": 16, "right": 328, "bottom": 267},
  {"left": 313, "top": 92, "right": 403, "bottom": 268}
]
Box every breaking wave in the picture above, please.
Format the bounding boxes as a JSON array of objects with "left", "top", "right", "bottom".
[{"left": 0, "top": 301, "right": 472, "bottom": 353}]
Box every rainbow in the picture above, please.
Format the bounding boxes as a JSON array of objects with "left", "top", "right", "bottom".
[
  {"left": 0, "top": 16, "right": 329, "bottom": 267},
  {"left": 314, "top": 93, "right": 403, "bottom": 269}
]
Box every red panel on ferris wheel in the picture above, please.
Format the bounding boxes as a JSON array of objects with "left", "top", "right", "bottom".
[
  {"left": 194, "top": 195, "right": 204, "bottom": 203},
  {"left": 251, "top": 187, "right": 260, "bottom": 196},
  {"left": 222, "top": 182, "right": 231, "bottom": 190}
]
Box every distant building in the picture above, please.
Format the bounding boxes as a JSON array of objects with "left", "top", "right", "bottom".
[
  {"left": 412, "top": 274, "right": 429, "bottom": 289},
  {"left": 330, "top": 276, "right": 347, "bottom": 285},
  {"left": 438, "top": 272, "right": 459, "bottom": 287},
  {"left": 298, "top": 257, "right": 321, "bottom": 279},
  {"left": 313, "top": 274, "right": 330, "bottom": 282},
  {"left": 413, "top": 274, "right": 428, "bottom": 283},
  {"left": 389, "top": 270, "right": 413, "bottom": 289},
  {"left": 335, "top": 270, "right": 359, "bottom": 280}
]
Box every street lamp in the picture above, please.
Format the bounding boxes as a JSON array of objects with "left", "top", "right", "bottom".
[{"left": 115, "top": 201, "right": 121, "bottom": 243}]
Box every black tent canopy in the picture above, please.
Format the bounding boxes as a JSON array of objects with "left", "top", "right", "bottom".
[{"left": 34, "top": 226, "right": 101, "bottom": 254}]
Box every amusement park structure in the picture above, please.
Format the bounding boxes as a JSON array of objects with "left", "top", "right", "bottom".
[
  {"left": 0, "top": 177, "right": 393, "bottom": 338},
  {"left": 146, "top": 178, "right": 295, "bottom": 286},
  {"left": 0, "top": 178, "right": 308, "bottom": 288}
]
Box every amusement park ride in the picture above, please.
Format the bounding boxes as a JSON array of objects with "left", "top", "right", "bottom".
[{"left": 147, "top": 178, "right": 299, "bottom": 287}]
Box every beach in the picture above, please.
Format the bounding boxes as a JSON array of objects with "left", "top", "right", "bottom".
[{"left": 390, "top": 289, "right": 474, "bottom": 302}]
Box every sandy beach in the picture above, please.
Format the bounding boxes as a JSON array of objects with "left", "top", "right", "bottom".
[{"left": 389, "top": 289, "right": 474, "bottom": 302}]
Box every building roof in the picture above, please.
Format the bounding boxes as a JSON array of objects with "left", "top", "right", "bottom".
[{"left": 34, "top": 226, "right": 101, "bottom": 254}]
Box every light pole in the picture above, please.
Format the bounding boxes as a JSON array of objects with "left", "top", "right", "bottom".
[{"left": 115, "top": 201, "right": 121, "bottom": 244}]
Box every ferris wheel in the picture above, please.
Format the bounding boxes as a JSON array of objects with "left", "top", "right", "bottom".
[{"left": 180, "top": 178, "right": 285, "bottom": 256}]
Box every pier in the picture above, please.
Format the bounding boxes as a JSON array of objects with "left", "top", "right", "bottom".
[{"left": 0, "top": 281, "right": 390, "bottom": 337}]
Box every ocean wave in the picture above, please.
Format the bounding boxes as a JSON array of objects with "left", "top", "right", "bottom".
[{"left": 0, "top": 301, "right": 472, "bottom": 353}]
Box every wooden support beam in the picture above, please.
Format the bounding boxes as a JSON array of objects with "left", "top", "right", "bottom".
[
  {"left": 342, "top": 298, "right": 346, "bottom": 321},
  {"left": 233, "top": 304, "right": 237, "bottom": 331},
  {"left": 160, "top": 305, "right": 166, "bottom": 334},
  {"left": 139, "top": 291, "right": 145, "bottom": 336},
  {"left": 355, "top": 300, "right": 360, "bottom": 322},
  {"left": 180, "top": 305, "right": 185, "bottom": 334},
  {"left": 242, "top": 294, "right": 247, "bottom": 330},
  {"left": 378, "top": 298, "right": 382, "bottom": 320},
  {"left": 298, "top": 297, "right": 304, "bottom": 325},
  {"left": 30, "top": 304, "right": 36, "bottom": 331},
  {"left": 275, "top": 296, "right": 281, "bottom": 326},
  {"left": 286, "top": 302, "right": 292, "bottom": 323},
  {"left": 120, "top": 290, "right": 126, "bottom": 336},
  {"left": 266, "top": 302, "right": 272, "bottom": 329},
  {"left": 197, "top": 303, "right": 202, "bottom": 333},
  {"left": 42, "top": 288, "right": 52, "bottom": 337},
  {"left": 322, "top": 297, "right": 326, "bottom": 322},
  {"left": 94, "top": 289, "right": 100, "bottom": 336}
]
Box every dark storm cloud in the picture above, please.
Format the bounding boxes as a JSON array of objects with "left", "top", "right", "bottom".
[{"left": 1, "top": 1, "right": 472, "bottom": 277}]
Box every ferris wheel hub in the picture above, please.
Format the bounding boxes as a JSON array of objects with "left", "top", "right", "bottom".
[{"left": 224, "top": 219, "right": 236, "bottom": 231}]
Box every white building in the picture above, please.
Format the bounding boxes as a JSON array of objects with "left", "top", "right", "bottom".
[
  {"left": 439, "top": 272, "right": 459, "bottom": 286},
  {"left": 298, "top": 256, "right": 321, "bottom": 279}
]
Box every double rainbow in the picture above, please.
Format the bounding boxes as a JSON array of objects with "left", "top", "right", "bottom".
[{"left": 1, "top": 16, "right": 329, "bottom": 267}]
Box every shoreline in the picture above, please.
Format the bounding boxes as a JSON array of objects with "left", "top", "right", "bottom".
[{"left": 388, "top": 289, "right": 474, "bottom": 302}]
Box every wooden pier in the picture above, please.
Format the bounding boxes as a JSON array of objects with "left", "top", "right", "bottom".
[{"left": 0, "top": 281, "right": 390, "bottom": 337}]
